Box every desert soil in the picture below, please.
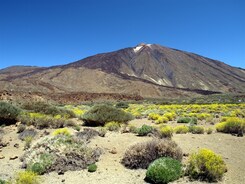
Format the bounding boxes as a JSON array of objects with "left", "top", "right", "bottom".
[{"left": 0, "top": 118, "right": 245, "bottom": 184}]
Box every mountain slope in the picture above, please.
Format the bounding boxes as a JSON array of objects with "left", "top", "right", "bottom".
[{"left": 0, "top": 43, "right": 244, "bottom": 100}]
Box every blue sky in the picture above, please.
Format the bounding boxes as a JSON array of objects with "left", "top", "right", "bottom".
[{"left": 0, "top": 0, "right": 244, "bottom": 69}]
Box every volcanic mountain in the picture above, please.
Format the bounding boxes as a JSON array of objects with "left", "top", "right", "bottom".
[{"left": 0, "top": 43, "right": 245, "bottom": 101}]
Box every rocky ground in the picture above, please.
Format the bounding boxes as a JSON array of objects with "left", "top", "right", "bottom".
[{"left": 0, "top": 118, "right": 245, "bottom": 184}]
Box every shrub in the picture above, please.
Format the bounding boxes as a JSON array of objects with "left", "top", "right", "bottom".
[
  {"left": 14, "top": 171, "right": 41, "bottom": 184},
  {"left": 17, "top": 124, "right": 26, "bottom": 133},
  {"left": 0, "top": 101, "right": 21, "bottom": 125},
  {"left": 215, "top": 117, "right": 245, "bottom": 135},
  {"left": 21, "top": 101, "right": 75, "bottom": 118},
  {"left": 159, "top": 126, "right": 173, "bottom": 138},
  {"left": 28, "top": 162, "right": 45, "bottom": 175},
  {"left": 155, "top": 116, "right": 168, "bottom": 124},
  {"left": 177, "top": 117, "right": 191, "bottom": 123},
  {"left": 206, "top": 127, "right": 213, "bottom": 134},
  {"left": 24, "top": 136, "right": 33, "bottom": 150},
  {"left": 81, "top": 104, "right": 133, "bottom": 126},
  {"left": 88, "top": 163, "right": 97, "bottom": 172},
  {"left": 189, "top": 126, "right": 204, "bottom": 134},
  {"left": 0, "top": 179, "right": 6, "bottom": 184},
  {"left": 76, "top": 128, "right": 99, "bottom": 141},
  {"left": 121, "top": 139, "right": 182, "bottom": 169},
  {"left": 105, "top": 121, "right": 120, "bottom": 131},
  {"left": 98, "top": 127, "right": 107, "bottom": 137},
  {"left": 137, "top": 124, "right": 154, "bottom": 136},
  {"left": 115, "top": 102, "right": 129, "bottom": 109},
  {"left": 148, "top": 113, "right": 161, "bottom": 120},
  {"left": 128, "top": 125, "right": 138, "bottom": 133},
  {"left": 52, "top": 128, "right": 71, "bottom": 136},
  {"left": 196, "top": 113, "right": 212, "bottom": 120},
  {"left": 163, "top": 112, "right": 176, "bottom": 121},
  {"left": 27, "top": 153, "right": 54, "bottom": 175},
  {"left": 145, "top": 157, "right": 182, "bottom": 184},
  {"left": 174, "top": 125, "right": 189, "bottom": 134},
  {"left": 18, "top": 129, "right": 37, "bottom": 141},
  {"left": 21, "top": 135, "right": 102, "bottom": 174},
  {"left": 186, "top": 148, "right": 227, "bottom": 182},
  {"left": 189, "top": 117, "right": 198, "bottom": 125}
]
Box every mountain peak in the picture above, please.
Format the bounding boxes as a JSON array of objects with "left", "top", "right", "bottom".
[{"left": 133, "top": 43, "right": 152, "bottom": 53}]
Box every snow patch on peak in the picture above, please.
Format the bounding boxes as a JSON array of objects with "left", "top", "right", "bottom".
[{"left": 133, "top": 45, "right": 143, "bottom": 53}]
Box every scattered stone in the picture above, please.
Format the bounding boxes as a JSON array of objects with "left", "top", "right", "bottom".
[
  {"left": 58, "top": 170, "right": 64, "bottom": 175},
  {"left": 61, "top": 179, "right": 65, "bottom": 182},
  {"left": 0, "top": 155, "right": 5, "bottom": 159},
  {"left": 9, "top": 155, "right": 18, "bottom": 160},
  {"left": 109, "top": 147, "right": 117, "bottom": 154},
  {"left": 183, "top": 153, "right": 189, "bottom": 157},
  {"left": 14, "top": 143, "right": 19, "bottom": 148}
]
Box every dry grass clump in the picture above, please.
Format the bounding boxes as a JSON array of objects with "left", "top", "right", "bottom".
[
  {"left": 121, "top": 139, "right": 182, "bottom": 169},
  {"left": 21, "top": 134, "right": 102, "bottom": 174}
]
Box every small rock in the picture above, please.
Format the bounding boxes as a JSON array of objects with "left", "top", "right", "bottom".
[
  {"left": 9, "top": 156, "right": 18, "bottom": 160},
  {"left": 61, "top": 179, "right": 65, "bottom": 182},
  {"left": 14, "top": 143, "right": 19, "bottom": 148},
  {"left": 183, "top": 153, "right": 189, "bottom": 157},
  {"left": 58, "top": 170, "right": 64, "bottom": 175},
  {"left": 0, "top": 155, "right": 5, "bottom": 159},
  {"left": 109, "top": 147, "right": 117, "bottom": 154}
]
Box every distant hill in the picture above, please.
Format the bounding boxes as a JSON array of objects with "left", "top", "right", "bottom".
[{"left": 0, "top": 43, "right": 244, "bottom": 101}]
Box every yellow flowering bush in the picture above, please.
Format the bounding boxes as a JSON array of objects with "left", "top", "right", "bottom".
[
  {"left": 187, "top": 148, "right": 227, "bottom": 182},
  {"left": 52, "top": 128, "right": 71, "bottom": 136}
]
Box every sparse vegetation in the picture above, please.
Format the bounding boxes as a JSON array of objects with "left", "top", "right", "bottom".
[
  {"left": 121, "top": 139, "right": 182, "bottom": 169},
  {"left": 145, "top": 157, "right": 182, "bottom": 184},
  {"left": 186, "top": 148, "right": 227, "bottom": 182}
]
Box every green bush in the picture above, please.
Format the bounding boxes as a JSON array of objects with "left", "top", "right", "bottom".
[
  {"left": 28, "top": 162, "right": 45, "bottom": 175},
  {"left": 121, "top": 139, "right": 182, "bottom": 169},
  {"left": 88, "top": 163, "right": 97, "bottom": 172},
  {"left": 21, "top": 101, "right": 75, "bottom": 118},
  {"left": 137, "top": 124, "right": 153, "bottom": 136},
  {"left": 105, "top": 121, "right": 120, "bottom": 131},
  {"left": 177, "top": 117, "right": 191, "bottom": 123},
  {"left": 81, "top": 104, "right": 133, "bottom": 126},
  {"left": 189, "top": 126, "right": 204, "bottom": 134},
  {"left": 145, "top": 157, "right": 182, "bottom": 184},
  {"left": 115, "top": 102, "right": 129, "bottom": 109},
  {"left": 187, "top": 148, "right": 227, "bottom": 182},
  {"left": 0, "top": 101, "right": 21, "bottom": 125},
  {"left": 0, "top": 179, "right": 6, "bottom": 184}
]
